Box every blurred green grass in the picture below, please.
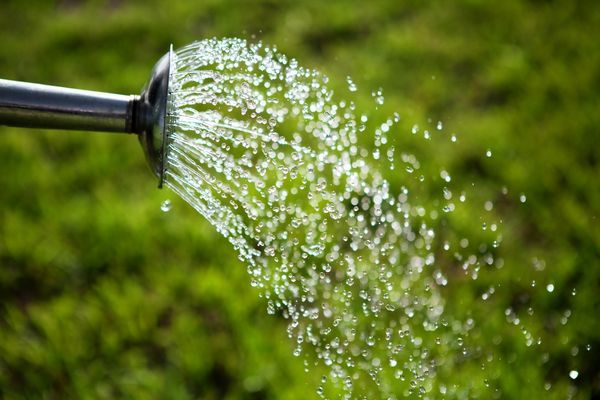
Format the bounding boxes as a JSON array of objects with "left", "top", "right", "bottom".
[{"left": 0, "top": 0, "right": 598, "bottom": 398}]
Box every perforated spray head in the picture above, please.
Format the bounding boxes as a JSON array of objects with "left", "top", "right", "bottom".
[{"left": 136, "top": 45, "right": 173, "bottom": 188}]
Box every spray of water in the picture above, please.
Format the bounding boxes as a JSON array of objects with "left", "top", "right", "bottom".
[{"left": 162, "top": 38, "right": 500, "bottom": 398}]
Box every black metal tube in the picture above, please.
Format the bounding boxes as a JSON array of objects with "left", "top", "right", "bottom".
[{"left": 0, "top": 79, "right": 138, "bottom": 133}]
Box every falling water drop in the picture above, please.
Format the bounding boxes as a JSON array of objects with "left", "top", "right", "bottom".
[
  {"left": 569, "top": 370, "right": 579, "bottom": 380},
  {"left": 346, "top": 76, "right": 358, "bottom": 92},
  {"left": 161, "top": 199, "right": 172, "bottom": 212}
]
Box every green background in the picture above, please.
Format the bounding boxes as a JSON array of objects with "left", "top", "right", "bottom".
[{"left": 0, "top": 1, "right": 598, "bottom": 398}]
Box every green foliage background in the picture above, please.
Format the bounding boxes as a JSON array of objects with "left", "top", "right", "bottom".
[{"left": 0, "top": 1, "right": 598, "bottom": 398}]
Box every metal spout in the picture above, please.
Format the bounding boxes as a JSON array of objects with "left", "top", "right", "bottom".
[{"left": 0, "top": 46, "right": 173, "bottom": 187}]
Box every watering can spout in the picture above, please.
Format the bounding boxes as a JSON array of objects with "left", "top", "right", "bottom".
[{"left": 0, "top": 46, "right": 172, "bottom": 188}]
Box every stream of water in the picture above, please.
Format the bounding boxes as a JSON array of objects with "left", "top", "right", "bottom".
[{"left": 162, "top": 38, "right": 503, "bottom": 399}]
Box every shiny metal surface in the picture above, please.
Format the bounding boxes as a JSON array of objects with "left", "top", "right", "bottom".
[
  {"left": 0, "top": 79, "right": 137, "bottom": 133},
  {"left": 0, "top": 46, "right": 172, "bottom": 188}
]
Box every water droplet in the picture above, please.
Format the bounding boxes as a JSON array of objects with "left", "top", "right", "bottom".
[
  {"left": 346, "top": 76, "right": 357, "bottom": 92},
  {"left": 569, "top": 370, "right": 579, "bottom": 379},
  {"left": 372, "top": 88, "right": 384, "bottom": 105},
  {"left": 546, "top": 283, "right": 554, "bottom": 293},
  {"left": 160, "top": 199, "right": 172, "bottom": 212},
  {"left": 301, "top": 244, "right": 325, "bottom": 257}
]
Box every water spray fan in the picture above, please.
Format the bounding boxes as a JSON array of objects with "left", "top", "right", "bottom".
[{"left": 0, "top": 46, "right": 173, "bottom": 187}]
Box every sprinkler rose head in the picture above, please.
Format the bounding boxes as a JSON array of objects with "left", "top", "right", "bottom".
[
  {"left": 136, "top": 46, "right": 172, "bottom": 188},
  {"left": 0, "top": 46, "right": 173, "bottom": 188}
]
